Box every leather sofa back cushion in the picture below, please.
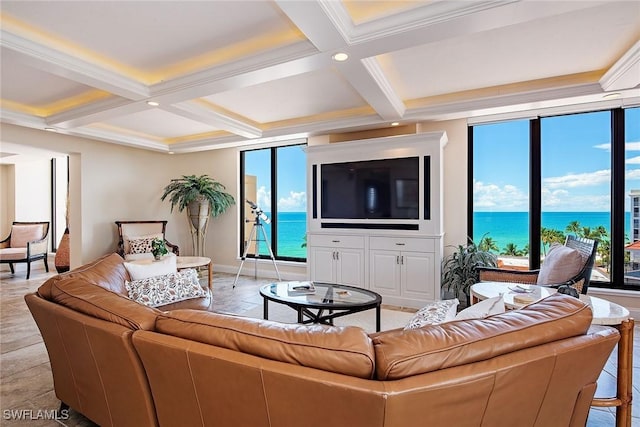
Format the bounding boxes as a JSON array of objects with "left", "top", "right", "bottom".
[
  {"left": 373, "top": 293, "right": 592, "bottom": 380},
  {"left": 39, "top": 253, "right": 130, "bottom": 298},
  {"left": 156, "top": 310, "right": 376, "bottom": 379},
  {"left": 46, "top": 277, "right": 159, "bottom": 330}
]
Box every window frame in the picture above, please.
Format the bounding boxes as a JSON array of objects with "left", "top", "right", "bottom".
[
  {"left": 469, "top": 107, "right": 632, "bottom": 290},
  {"left": 239, "top": 141, "right": 307, "bottom": 263}
]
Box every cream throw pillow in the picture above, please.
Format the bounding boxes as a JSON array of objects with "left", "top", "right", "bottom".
[
  {"left": 536, "top": 243, "right": 586, "bottom": 285},
  {"left": 124, "top": 255, "right": 177, "bottom": 280},
  {"left": 454, "top": 296, "right": 505, "bottom": 320}
]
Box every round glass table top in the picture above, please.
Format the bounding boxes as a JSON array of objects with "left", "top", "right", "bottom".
[
  {"left": 471, "top": 281, "right": 630, "bottom": 325},
  {"left": 260, "top": 282, "right": 381, "bottom": 308}
]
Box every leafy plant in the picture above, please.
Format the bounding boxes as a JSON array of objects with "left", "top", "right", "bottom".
[
  {"left": 441, "top": 235, "right": 497, "bottom": 302},
  {"left": 151, "top": 238, "right": 168, "bottom": 258},
  {"left": 161, "top": 174, "right": 235, "bottom": 217}
]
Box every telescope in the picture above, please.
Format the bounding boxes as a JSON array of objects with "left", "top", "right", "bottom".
[{"left": 246, "top": 199, "right": 270, "bottom": 224}]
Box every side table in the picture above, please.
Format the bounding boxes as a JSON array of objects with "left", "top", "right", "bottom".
[
  {"left": 177, "top": 256, "right": 212, "bottom": 290},
  {"left": 471, "top": 282, "right": 634, "bottom": 427}
]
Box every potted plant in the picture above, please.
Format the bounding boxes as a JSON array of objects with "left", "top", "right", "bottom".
[
  {"left": 441, "top": 235, "right": 497, "bottom": 308},
  {"left": 161, "top": 174, "right": 235, "bottom": 256},
  {"left": 151, "top": 238, "right": 168, "bottom": 260}
]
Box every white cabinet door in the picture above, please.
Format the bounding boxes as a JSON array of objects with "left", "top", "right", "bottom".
[
  {"left": 369, "top": 250, "right": 401, "bottom": 296},
  {"left": 309, "top": 246, "right": 337, "bottom": 283},
  {"left": 336, "top": 248, "right": 365, "bottom": 287},
  {"left": 402, "top": 251, "right": 436, "bottom": 301}
]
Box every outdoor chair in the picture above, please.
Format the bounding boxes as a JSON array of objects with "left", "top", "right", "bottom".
[
  {"left": 478, "top": 235, "right": 598, "bottom": 294},
  {"left": 0, "top": 221, "right": 50, "bottom": 279},
  {"left": 115, "top": 220, "right": 179, "bottom": 259}
]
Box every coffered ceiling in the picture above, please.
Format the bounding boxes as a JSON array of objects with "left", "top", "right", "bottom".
[{"left": 1, "top": 0, "right": 639, "bottom": 153}]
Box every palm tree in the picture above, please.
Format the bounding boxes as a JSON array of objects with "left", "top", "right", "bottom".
[
  {"left": 541, "top": 227, "right": 565, "bottom": 255},
  {"left": 566, "top": 221, "right": 581, "bottom": 236},
  {"left": 502, "top": 243, "right": 519, "bottom": 256},
  {"left": 478, "top": 235, "right": 499, "bottom": 253}
]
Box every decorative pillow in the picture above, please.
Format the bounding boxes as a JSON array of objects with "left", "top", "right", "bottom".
[
  {"left": 124, "top": 252, "right": 155, "bottom": 261},
  {"left": 123, "top": 255, "right": 177, "bottom": 280},
  {"left": 536, "top": 243, "right": 586, "bottom": 285},
  {"left": 124, "top": 233, "right": 163, "bottom": 254},
  {"left": 404, "top": 299, "right": 459, "bottom": 330},
  {"left": 125, "top": 269, "right": 207, "bottom": 308},
  {"left": 455, "top": 296, "right": 505, "bottom": 320},
  {"left": 10, "top": 225, "right": 43, "bottom": 248}
]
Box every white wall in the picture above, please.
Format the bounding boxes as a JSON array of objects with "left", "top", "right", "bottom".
[{"left": 14, "top": 159, "right": 51, "bottom": 222}]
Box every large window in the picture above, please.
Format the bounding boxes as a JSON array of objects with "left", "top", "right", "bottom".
[
  {"left": 240, "top": 142, "right": 307, "bottom": 262},
  {"left": 470, "top": 107, "right": 639, "bottom": 289}
]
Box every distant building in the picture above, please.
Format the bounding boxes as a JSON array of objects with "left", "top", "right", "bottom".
[{"left": 627, "top": 190, "right": 640, "bottom": 265}]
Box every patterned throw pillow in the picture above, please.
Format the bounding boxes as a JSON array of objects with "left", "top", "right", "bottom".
[
  {"left": 125, "top": 269, "right": 207, "bottom": 308},
  {"left": 404, "top": 299, "right": 459, "bottom": 330},
  {"left": 128, "top": 237, "right": 156, "bottom": 254}
]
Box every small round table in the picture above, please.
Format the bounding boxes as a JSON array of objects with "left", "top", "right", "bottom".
[
  {"left": 471, "top": 281, "right": 634, "bottom": 427},
  {"left": 260, "top": 282, "right": 382, "bottom": 332},
  {"left": 177, "top": 256, "right": 212, "bottom": 290}
]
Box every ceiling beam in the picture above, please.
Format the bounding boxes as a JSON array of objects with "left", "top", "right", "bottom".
[
  {"left": 1, "top": 30, "right": 149, "bottom": 100},
  {"left": 164, "top": 102, "right": 262, "bottom": 139},
  {"left": 600, "top": 40, "right": 640, "bottom": 92}
]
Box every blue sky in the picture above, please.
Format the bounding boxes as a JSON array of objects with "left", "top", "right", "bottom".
[
  {"left": 474, "top": 107, "right": 640, "bottom": 212},
  {"left": 245, "top": 144, "right": 307, "bottom": 212}
]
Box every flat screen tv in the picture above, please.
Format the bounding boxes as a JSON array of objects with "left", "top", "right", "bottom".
[{"left": 320, "top": 157, "right": 420, "bottom": 220}]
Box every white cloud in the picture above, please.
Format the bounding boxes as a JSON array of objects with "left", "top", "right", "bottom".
[
  {"left": 627, "top": 156, "right": 640, "bottom": 165},
  {"left": 543, "top": 169, "right": 610, "bottom": 189},
  {"left": 595, "top": 141, "right": 640, "bottom": 151},
  {"left": 255, "top": 186, "right": 271, "bottom": 211},
  {"left": 278, "top": 191, "right": 306, "bottom": 212},
  {"left": 473, "top": 181, "right": 528, "bottom": 210}
]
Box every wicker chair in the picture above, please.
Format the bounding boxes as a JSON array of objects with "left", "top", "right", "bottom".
[
  {"left": 0, "top": 221, "right": 50, "bottom": 279},
  {"left": 478, "top": 235, "right": 598, "bottom": 295},
  {"left": 115, "top": 220, "right": 179, "bottom": 259}
]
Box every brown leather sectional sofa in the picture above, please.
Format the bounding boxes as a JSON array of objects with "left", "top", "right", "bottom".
[{"left": 25, "top": 253, "right": 619, "bottom": 427}]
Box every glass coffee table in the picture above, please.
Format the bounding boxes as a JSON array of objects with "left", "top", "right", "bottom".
[{"left": 260, "top": 282, "right": 382, "bottom": 331}]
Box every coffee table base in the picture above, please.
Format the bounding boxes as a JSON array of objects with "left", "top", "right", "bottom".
[{"left": 263, "top": 299, "right": 381, "bottom": 332}]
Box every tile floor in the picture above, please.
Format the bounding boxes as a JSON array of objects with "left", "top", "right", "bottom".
[{"left": 1, "top": 261, "right": 638, "bottom": 426}]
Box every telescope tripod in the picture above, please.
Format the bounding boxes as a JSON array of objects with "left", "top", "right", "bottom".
[{"left": 233, "top": 214, "right": 281, "bottom": 288}]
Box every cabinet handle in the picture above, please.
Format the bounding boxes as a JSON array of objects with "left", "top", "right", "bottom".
[
  {"left": 401, "top": 255, "right": 404, "bottom": 265},
  {"left": 332, "top": 251, "right": 336, "bottom": 260},
  {"left": 395, "top": 243, "right": 405, "bottom": 246},
  {"left": 335, "top": 251, "right": 339, "bottom": 261},
  {"left": 396, "top": 255, "right": 400, "bottom": 265},
  {"left": 332, "top": 240, "right": 340, "bottom": 243}
]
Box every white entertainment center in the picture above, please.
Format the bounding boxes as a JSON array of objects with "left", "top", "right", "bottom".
[{"left": 306, "top": 132, "right": 447, "bottom": 308}]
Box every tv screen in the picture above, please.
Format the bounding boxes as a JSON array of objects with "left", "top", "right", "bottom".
[{"left": 321, "top": 157, "right": 420, "bottom": 220}]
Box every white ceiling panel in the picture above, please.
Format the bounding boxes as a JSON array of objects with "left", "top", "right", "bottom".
[
  {"left": 0, "top": 48, "right": 97, "bottom": 107},
  {"left": 205, "top": 68, "right": 368, "bottom": 123},
  {"left": 100, "top": 109, "right": 219, "bottom": 139},
  {"left": 379, "top": 2, "right": 640, "bottom": 100}
]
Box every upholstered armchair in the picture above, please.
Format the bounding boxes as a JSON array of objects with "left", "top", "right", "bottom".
[
  {"left": 478, "top": 235, "right": 598, "bottom": 294},
  {"left": 115, "top": 220, "right": 179, "bottom": 259},
  {"left": 0, "top": 221, "right": 50, "bottom": 279}
]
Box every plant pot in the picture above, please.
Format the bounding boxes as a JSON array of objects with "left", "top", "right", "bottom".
[
  {"left": 55, "top": 227, "right": 70, "bottom": 273},
  {"left": 187, "top": 197, "right": 210, "bottom": 256}
]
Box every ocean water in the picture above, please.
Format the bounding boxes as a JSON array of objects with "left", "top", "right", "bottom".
[
  {"left": 256, "top": 212, "right": 307, "bottom": 259},
  {"left": 262, "top": 211, "right": 626, "bottom": 259},
  {"left": 473, "top": 211, "right": 630, "bottom": 253}
]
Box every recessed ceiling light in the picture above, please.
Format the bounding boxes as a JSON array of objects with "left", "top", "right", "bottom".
[
  {"left": 332, "top": 52, "right": 349, "bottom": 62},
  {"left": 44, "top": 127, "right": 57, "bottom": 132},
  {"left": 603, "top": 92, "right": 622, "bottom": 100},
  {"left": 146, "top": 101, "right": 160, "bottom": 106},
  {"left": 391, "top": 122, "right": 400, "bottom": 126},
  {"left": 168, "top": 151, "right": 174, "bottom": 155}
]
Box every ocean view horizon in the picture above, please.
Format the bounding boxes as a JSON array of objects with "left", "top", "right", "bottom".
[{"left": 261, "top": 211, "right": 627, "bottom": 259}]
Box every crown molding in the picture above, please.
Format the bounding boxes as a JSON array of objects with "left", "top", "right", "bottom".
[
  {"left": 320, "top": 0, "right": 518, "bottom": 45},
  {"left": 360, "top": 57, "right": 405, "bottom": 119},
  {"left": 600, "top": 40, "right": 640, "bottom": 92},
  {"left": 0, "top": 30, "right": 149, "bottom": 100},
  {"left": 165, "top": 102, "right": 262, "bottom": 139},
  {"left": 65, "top": 126, "right": 169, "bottom": 152},
  {"left": 0, "top": 108, "right": 47, "bottom": 129},
  {"left": 45, "top": 97, "right": 138, "bottom": 128}
]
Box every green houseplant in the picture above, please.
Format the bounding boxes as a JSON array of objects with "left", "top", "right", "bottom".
[
  {"left": 151, "top": 238, "right": 168, "bottom": 260},
  {"left": 161, "top": 174, "right": 235, "bottom": 256},
  {"left": 441, "top": 235, "right": 498, "bottom": 307}
]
